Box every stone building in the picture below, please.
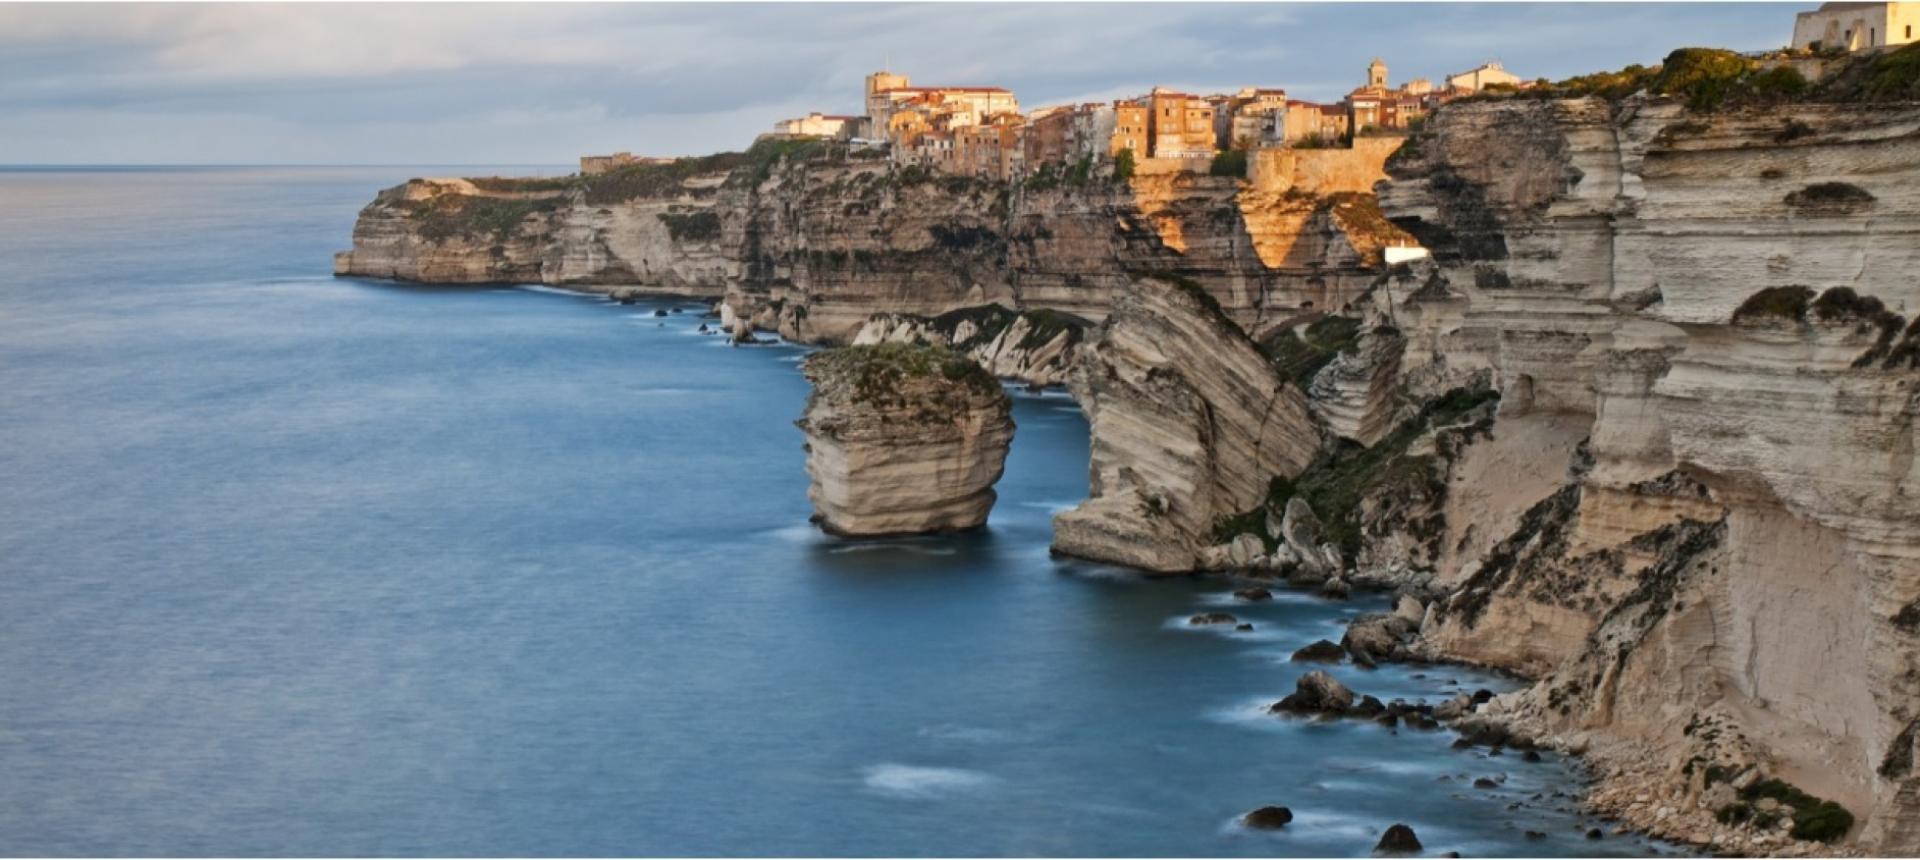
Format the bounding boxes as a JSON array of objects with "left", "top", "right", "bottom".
[
  {"left": 1345, "top": 60, "right": 1435, "bottom": 133},
  {"left": 1792, "top": 2, "right": 1919, "bottom": 52},
  {"left": 1216, "top": 87, "right": 1289, "bottom": 150},
  {"left": 953, "top": 114, "right": 1026, "bottom": 181},
  {"left": 1145, "top": 88, "right": 1216, "bottom": 159},
  {"left": 579, "top": 152, "right": 675, "bottom": 175},
  {"left": 1445, "top": 61, "right": 1522, "bottom": 92},
  {"left": 1282, "top": 100, "right": 1351, "bottom": 144},
  {"left": 771, "top": 113, "right": 865, "bottom": 139},
  {"left": 1111, "top": 103, "right": 1148, "bottom": 157},
  {"left": 864, "top": 71, "right": 1019, "bottom": 145}
]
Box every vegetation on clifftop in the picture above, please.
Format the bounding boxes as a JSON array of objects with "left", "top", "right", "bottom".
[
  {"left": 804, "top": 342, "right": 1002, "bottom": 413},
  {"left": 1474, "top": 44, "right": 1920, "bottom": 111}
]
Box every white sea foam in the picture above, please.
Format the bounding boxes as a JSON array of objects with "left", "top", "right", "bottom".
[
  {"left": 1016, "top": 499, "right": 1080, "bottom": 514},
  {"left": 861, "top": 763, "right": 996, "bottom": 798},
  {"left": 513, "top": 283, "right": 593, "bottom": 298},
  {"left": 766, "top": 524, "right": 824, "bottom": 545},
  {"left": 915, "top": 723, "right": 1014, "bottom": 744},
  {"left": 827, "top": 543, "right": 957, "bottom": 557}
]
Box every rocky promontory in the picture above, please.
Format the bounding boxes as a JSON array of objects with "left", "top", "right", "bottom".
[
  {"left": 797, "top": 343, "right": 1014, "bottom": 536},
  {"left": 1050, "top": 275, "right": 1320, "bottom": 572}
]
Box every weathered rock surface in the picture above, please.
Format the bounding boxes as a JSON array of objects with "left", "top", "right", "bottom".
[
  {"left": 850, "top": 305, "right": 1087, "bottom": 388},
  {"left": 335, "top": 145, "right": 1410, "bottom": 349},
  {"left": 1050, "top": 276, "right": 1320, "bottom": 573},
  {"left": 1242, "top": 805, "right": 1294, "bottom": 829},
  {"left": 1369, "top": 94, "right": 1920, "bottom": 853},
  {"left": 796, "top": 344, "right": 1013, "bottom": 536}
]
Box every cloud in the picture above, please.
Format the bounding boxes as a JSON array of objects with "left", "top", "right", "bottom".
[{"left": 0, "top": 2, "right": 1794, "bottom": 164}]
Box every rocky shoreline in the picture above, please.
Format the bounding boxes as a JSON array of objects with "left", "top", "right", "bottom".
[{"left": 335, "top": 86, "right": 1920, "bottom": 853}]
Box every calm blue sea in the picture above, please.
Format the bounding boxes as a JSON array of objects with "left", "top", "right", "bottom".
[{"left": 0, "top": 166, "right": 1673, "bottom": 857}]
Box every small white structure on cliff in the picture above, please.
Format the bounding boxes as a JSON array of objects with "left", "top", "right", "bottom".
[
  {"left": 1792, "top": 2, "right": 1919, "bottom": 53},
  {"left": 1445, "top": 61, "right": 1522, "bottom": 92}
]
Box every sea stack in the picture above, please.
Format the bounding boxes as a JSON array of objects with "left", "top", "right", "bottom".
[{"left": 797, "top": 343, "right": 1014, "bottom": 536}]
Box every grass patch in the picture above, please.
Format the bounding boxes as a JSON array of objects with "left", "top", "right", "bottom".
[
  {"left": 1209, "top": 149, "right": 1248, "bottom": 178},
  {"left": 1261, "top": 314, "right": 1362, "bottom": 388},
  {"left": 1261, "top": 387, "right": 1499, "bottom": 558},
  {"left": 409, "top": 195, "right": 564, "bottom": 243},
  {"left": 805, "top": 342, "right": 1001, "bottom": 411},
  {"left": 1740, "top": 778, "right": 1854, "bottom": 843},
  {"left": 1731, "top": 285, "right": 1814, "bottom": 323}
]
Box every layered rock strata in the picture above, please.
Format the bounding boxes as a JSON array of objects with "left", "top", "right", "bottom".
[
  {"left": 796, "top": 344, "right": 1014, "bottom": 536},
  {"left": 850, "top": 305, "right": 1088, "bottom": 388},
  {"left": 1050, "top": 276, "right": 1320, "bottom": 572},
  {"left": 335, "top": 146, "right": 1412, "bottom": 345},
  {"left": 1360, "top": 95, "right": 1920, "bottom": 853}
]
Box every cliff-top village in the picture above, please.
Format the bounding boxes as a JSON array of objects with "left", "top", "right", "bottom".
[{"left": 582, "top": 1, "right": 1918, "bottom": 185}]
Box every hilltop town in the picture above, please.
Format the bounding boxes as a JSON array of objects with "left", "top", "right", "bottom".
[
  {"left": 582, "top": 0, "right": 1917, "bottom": 188},
  {"left": 585, "top": 56, "right": 1524, "bottom": 185}
]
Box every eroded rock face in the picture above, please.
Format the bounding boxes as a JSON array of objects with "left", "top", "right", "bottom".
[
  {"left": 1050, "top": 276, "right": 1320, "bottom": 573},
  {"left": 335, "top": 153, "right": 1410, "bottom": 346},
  {"left": 850, "top": 306, "right": 1088, "bottom": 389},
  {"left": 1372, "top": 95, "right": 1920, "bottom": 852},
  {"left": 797, "top": 344, "right": 1013, "bottom": 536}
]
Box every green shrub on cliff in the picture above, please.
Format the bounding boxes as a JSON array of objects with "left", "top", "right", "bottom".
[
  {"left": 1260, "top": 386, "right": 1500, "bottom": 558},
  {"left": 1737, "top": 778, "right": 1855, "bottom": 843},
  {"left": 806, "top": 342, "right": 1001, "bottom": 410},
  {"left": 1650, "top": 48, "right": 1754, "bottom": 110},
  {"left": 1815, "top": 42, "right": 1920, "bottom": 101},
  {"left": 657, "top": 211, "right": 722, "bottom": 242},
  {"left": 1209, "top": 149, "right": 1248, "bottom": 178},
  {"left": 410, "top": 195, "right": 563, "bottom": 243},
  {"left": 1112, "top": 148, "right": 1136, "bottom": 183},
  {"left": 1261, "top": 314, "right": 1361, "bottom": 388}
]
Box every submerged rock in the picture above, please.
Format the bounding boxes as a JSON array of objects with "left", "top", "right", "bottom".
[
  {"left": 796, "top": 344, "right": 1013, "bottom": 536},
  {"left": 1234, "top": 586, "right": 1274, "bottom": 602},
  {"left": 1243, "top": 805, "right": 1294, "bottom": 829},
  {"left": 1189, "top": 612, "right": 1238, "bottom": 626}
]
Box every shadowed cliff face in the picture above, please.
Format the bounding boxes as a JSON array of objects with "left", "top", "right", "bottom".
[
  {"left": 1371, "top": 95, "right": 1920, "bottom": 853},
  {"left": 334, "top": 151, "right": 1405, "bottom": 349}
]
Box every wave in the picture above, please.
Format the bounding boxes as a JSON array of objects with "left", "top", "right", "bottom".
[
  {"left": 512, "top": 283, "right": 596, "bottom": 298},
  {"left": 827, "top": 542, "right": 958, "bottom": 557},
  {"left": 1016, "top": 499, "right": 1080, "bottom": 514},
  {"left": 861, "top": 763, "right": 997, "bottom": 798},
  {"left": 915, "top": 723, "right": 1015, "bottom": 744}
]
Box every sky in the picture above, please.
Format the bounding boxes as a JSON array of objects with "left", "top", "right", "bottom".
[{"left": 0, "top": 2, "right": 1793, "bottom": 165}]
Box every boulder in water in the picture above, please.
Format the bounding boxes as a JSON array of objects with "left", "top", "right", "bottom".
[
  {"left": 1375, "top": 823, "right": 1422, "bottom": 853},
  {"left": 1270, "top": 670, "right": 1354, "bottom": 715},
  {"left": 1242, "top": 805, "right": 1294, "bottom": 829},
  {"left": 1234, "top": 586, "right": 1273, "bottom": 602},
  {"left": 1290, "top": 639, "right": 1346, "bottom": 663}
]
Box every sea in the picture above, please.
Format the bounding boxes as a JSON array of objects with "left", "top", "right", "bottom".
[{"left": 0, "top": 165, "right": 1679, "bottom": 857}]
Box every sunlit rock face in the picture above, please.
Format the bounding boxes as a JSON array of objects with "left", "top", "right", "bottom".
[
  {"left": 335, "top": 150, "right": 1409, "bottom": 345},
  {"left": 796, "top": 344, "right": 1013, "bottom": 537}
]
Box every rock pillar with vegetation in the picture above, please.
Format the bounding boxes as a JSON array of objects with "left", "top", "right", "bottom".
[{"left": 797, "top": 343, "right": 1014, "bottom": 536}]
